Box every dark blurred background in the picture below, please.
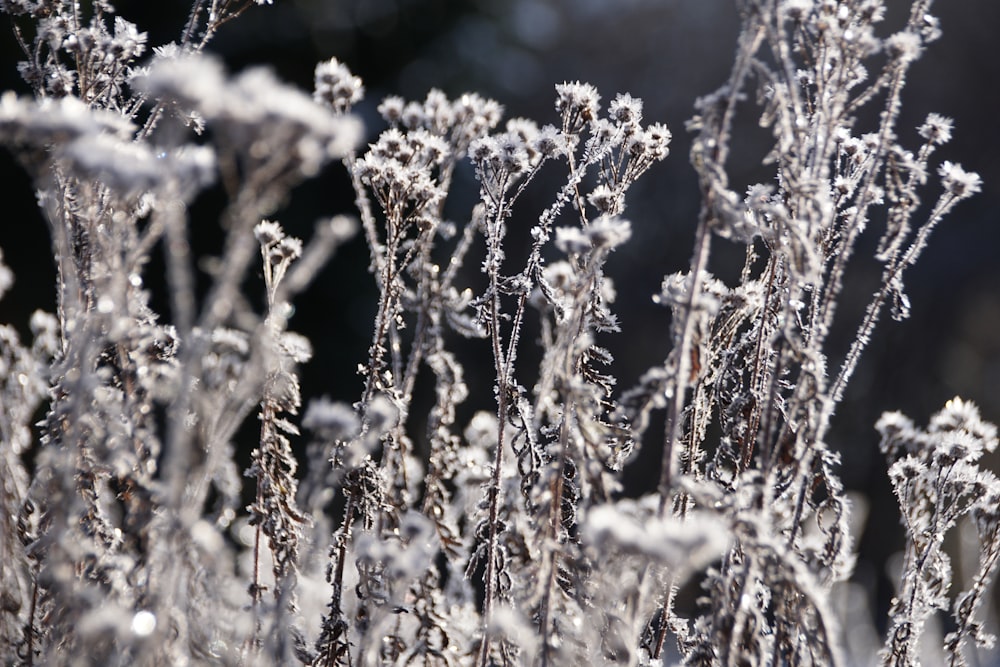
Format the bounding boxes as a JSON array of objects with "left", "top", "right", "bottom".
[{"left": 2, "top": 0, "right": 999, "bottom": 638}]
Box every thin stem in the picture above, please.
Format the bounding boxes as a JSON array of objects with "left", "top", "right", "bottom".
[
  {"left": 658, "top": 219, "right": 712, "bottom": 514},
  {"left": 827, "top": 194, "right": 954, "bottom": 411},
  {"left": 478, "top": 200, "right": 513, "bottom": 667}
]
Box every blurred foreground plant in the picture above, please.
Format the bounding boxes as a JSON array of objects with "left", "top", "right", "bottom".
[{"left": 0, "top": 1, "right": 992, "bottom": 666}]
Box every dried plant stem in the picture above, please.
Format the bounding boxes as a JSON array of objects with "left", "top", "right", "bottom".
[
  {"left": 659, "top": 219, "right": 712, "bottom": 514},
  {"left": 478, "top": 214, "right": 512, "bottom": 667}
]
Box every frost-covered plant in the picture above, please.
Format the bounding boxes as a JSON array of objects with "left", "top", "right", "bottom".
[
  {"left": 0, "top": 1, "right": 994, "bottom": 666},
  {"left": 877, "top": 399, "right": 1000, "bottom": 667}
]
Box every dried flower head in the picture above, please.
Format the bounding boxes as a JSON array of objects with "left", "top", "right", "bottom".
[
  {"left": 314, "top": 57, "right": 364, "bottom": 113},
  {"left": 919, "top": 113, "right": 953, "bottom": 145},
  {"left": 939, "top": 161, "right": 982, "bottom": 199}
]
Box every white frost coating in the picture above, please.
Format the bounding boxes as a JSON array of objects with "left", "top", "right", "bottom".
[
  {"left": 63, "top": 134, "right": 216, "bottom": 197},
  {"left": 133, "top": 54, "right": 364, "bottom": 162},
  {"left": 0, "top": 92, "right": 134, "bottom": 143},
  {"left": 130, "top": 53, "right": 227, "bottom": 115},
  {"left": 583, "top": 503, "right": 730, "bottom": 576}
]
